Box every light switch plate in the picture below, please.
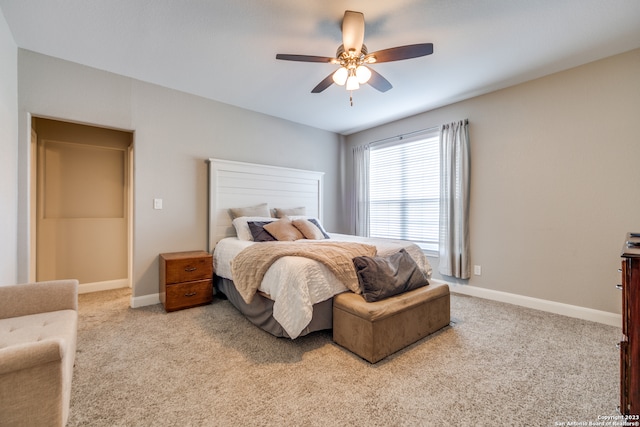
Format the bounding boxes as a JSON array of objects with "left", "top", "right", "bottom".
[
  {"left": 153, "top": 198, "right": 163, "bottom": 210},
  {"left": 474, "top": 265, "right": 482, "bottom": 276}
]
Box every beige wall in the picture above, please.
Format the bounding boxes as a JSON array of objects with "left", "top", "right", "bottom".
[
  {"left": 345, "top": 48, "right": 640, "bottom": 314},
  {"left": 16, "top": 50, "right": 342, "bottom": 303},
  {"left": 10, "top": 40, "right": 639, "bottom": 314},
  {"left": 0, "top": 9, "right": 17, "bottom": 285}
]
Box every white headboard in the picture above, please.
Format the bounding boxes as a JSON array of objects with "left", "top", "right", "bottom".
[{"left": 207, "top": 158, "right": 325, "bottom": 251}]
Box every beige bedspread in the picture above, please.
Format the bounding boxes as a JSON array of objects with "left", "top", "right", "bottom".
[{"left": 231, "top": 241, "right": 377, "bottom": 304}]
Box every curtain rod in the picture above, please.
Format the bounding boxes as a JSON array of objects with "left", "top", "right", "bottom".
[{"left": 367, "top": 125, "right": 440, "bottom": 147}]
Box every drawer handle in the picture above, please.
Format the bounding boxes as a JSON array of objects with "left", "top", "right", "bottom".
[
  {"left": 184, "top": 267, "right": 197, "bottom": 272},
  {"left": 184, "top": 292, "right": 197, "bottom": 297},
  {"left": 616, "top": 284, "right": 623, "bottom": 291}
]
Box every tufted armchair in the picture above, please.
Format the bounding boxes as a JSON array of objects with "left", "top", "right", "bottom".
[{"left": 0, "top": 280, "right": 78, "bottom": 427}]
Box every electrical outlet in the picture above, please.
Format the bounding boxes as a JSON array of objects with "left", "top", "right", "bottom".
[
  {"left": 474, "top": 265, "right": 482, "bottom": 276},
  {"left": 153, "top": 198, "right": 163, "bottom": 210}
]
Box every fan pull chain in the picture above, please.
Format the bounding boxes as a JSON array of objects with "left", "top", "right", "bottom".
[{"left": 350, "top": 91, "right": 354, "bottom": 107}]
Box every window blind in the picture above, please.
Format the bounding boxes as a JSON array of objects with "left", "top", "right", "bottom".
[{"left": 369, "top": 130, "right": 440, "bottom": 252}]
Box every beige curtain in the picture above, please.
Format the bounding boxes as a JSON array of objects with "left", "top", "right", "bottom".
[{"left": 439, "top": 119, "right": 471, "bottom": 279}]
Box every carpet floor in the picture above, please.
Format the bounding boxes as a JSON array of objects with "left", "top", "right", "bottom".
[{"left": 68, "top": 288, "right": 620, "bottom": 426}]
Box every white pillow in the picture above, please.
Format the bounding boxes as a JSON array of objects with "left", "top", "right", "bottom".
[{"left": 232, "top": 216, "right": 276, "bottom": 241}]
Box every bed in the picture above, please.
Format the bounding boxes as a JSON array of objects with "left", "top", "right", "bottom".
[{"left": 207, "top": 158, "right": 432, "bottom": 339}]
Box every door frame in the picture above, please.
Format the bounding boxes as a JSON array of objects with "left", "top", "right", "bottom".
[{"left": 29, "top": 116, "right": 134, "bottom": 293}]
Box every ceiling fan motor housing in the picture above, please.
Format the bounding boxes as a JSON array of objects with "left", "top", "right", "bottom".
[{"left": 336, "top": 44, "right": 372, "bottom": 68}]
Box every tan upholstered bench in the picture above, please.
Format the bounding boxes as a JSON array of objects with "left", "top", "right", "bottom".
[{"left": 333, "top": 282, "right": 450, "bottom": 363}]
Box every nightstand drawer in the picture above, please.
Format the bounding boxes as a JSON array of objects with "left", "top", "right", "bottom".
[
  {"left": 164, "top": 279, "right": 213, "bottom": 312},
  {"left": 162, "top": 252, "right": 213, "bottom": 284}
]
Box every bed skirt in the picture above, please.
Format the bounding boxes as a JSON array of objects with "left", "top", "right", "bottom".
[{"left": 215, "top": 276, "right": 333, "bottom": 338}]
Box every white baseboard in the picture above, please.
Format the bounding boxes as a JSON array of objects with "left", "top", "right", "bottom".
[
  {"left": 131, "top": 293, "right": 160, "bottom": 308},
  {"left": 78, "top": 279, "right": 129, "bottom": 294},
  {"left": 79, "top": 280, "right": 160, "bottom": 309},
  {"left": 434, "top": 279, "right": 622, "bottom": 327}
]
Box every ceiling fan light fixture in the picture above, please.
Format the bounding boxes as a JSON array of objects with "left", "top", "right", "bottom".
[
  {"left": 355, "top": 65, "right": 371, "bottom": 84},
  {"left": 346, "top": 72, "right": 360, "bottom": 91},
  {"left": 332, "top": 67, "right": 348, "bottom": 85}
]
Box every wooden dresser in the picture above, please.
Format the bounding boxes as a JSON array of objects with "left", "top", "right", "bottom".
[
  {"left": 160, "top": 250, "right": 213, "bottom": 312},
  {"left": 620, "top": 233, "right": 640, "bottom": 416}
]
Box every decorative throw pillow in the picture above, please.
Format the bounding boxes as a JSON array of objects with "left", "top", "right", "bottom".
[
  {"left": 229, "top": 203, "right": 270, "bottom": 220},
  {"left": 307, "top": 218, "right": 330, "bottom": 238},
  {"left": 274, "top": 207, "right": 306, "bottom": 218},
  {"left": 231, "top": 216, "right": 275, "bottom": 241},
  {"left": 248, "top": 221, "right": 277, "bottom": 242},
  {"left": 292, "top": 218, "right": 325, "bottom": 240},
  {"left": 288, "top": 216, "right": 330, "bottom": 238},
  {"left": 263, "top": 217, "right": 305, "bottom": 241},
  {"left": 352, "top": 249, "right": 428, "bottom": 302}
]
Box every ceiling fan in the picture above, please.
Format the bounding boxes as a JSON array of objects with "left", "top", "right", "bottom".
[{"left": 276, "top": 10, "right": 433, "bottom": 103}]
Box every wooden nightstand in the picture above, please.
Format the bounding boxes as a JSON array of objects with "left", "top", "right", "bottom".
[{"left": 159, "top": 250, "right": 213, "bottom": 312}]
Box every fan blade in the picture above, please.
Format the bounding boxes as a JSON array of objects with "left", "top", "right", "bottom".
[
  {"left": 367, "top": 68, "right": 392, "bottom": 92},
  {"left": 368, "top": 43, "right": 433, "bottom": 63},
  {"left": 311, "top": 73, "right": 335, "bottom": 93},
  {"left": 342, "top": 10, "right": 365, "bottom": 56},
  {"left": 276, "top": 54, "right": 335, "bottom": 63}
]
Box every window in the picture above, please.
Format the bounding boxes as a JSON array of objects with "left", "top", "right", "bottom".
[{"left": 368, "top": 130, "right": 440, "bottom": 252}]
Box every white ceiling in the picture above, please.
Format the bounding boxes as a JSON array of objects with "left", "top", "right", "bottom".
[{"left": 2, "top": 1, "right": 640, "bottom": 135}]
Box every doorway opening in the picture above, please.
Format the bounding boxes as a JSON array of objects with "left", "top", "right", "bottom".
[{"left": 31, "top": 117, "right": 133, "bottom": 293}]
